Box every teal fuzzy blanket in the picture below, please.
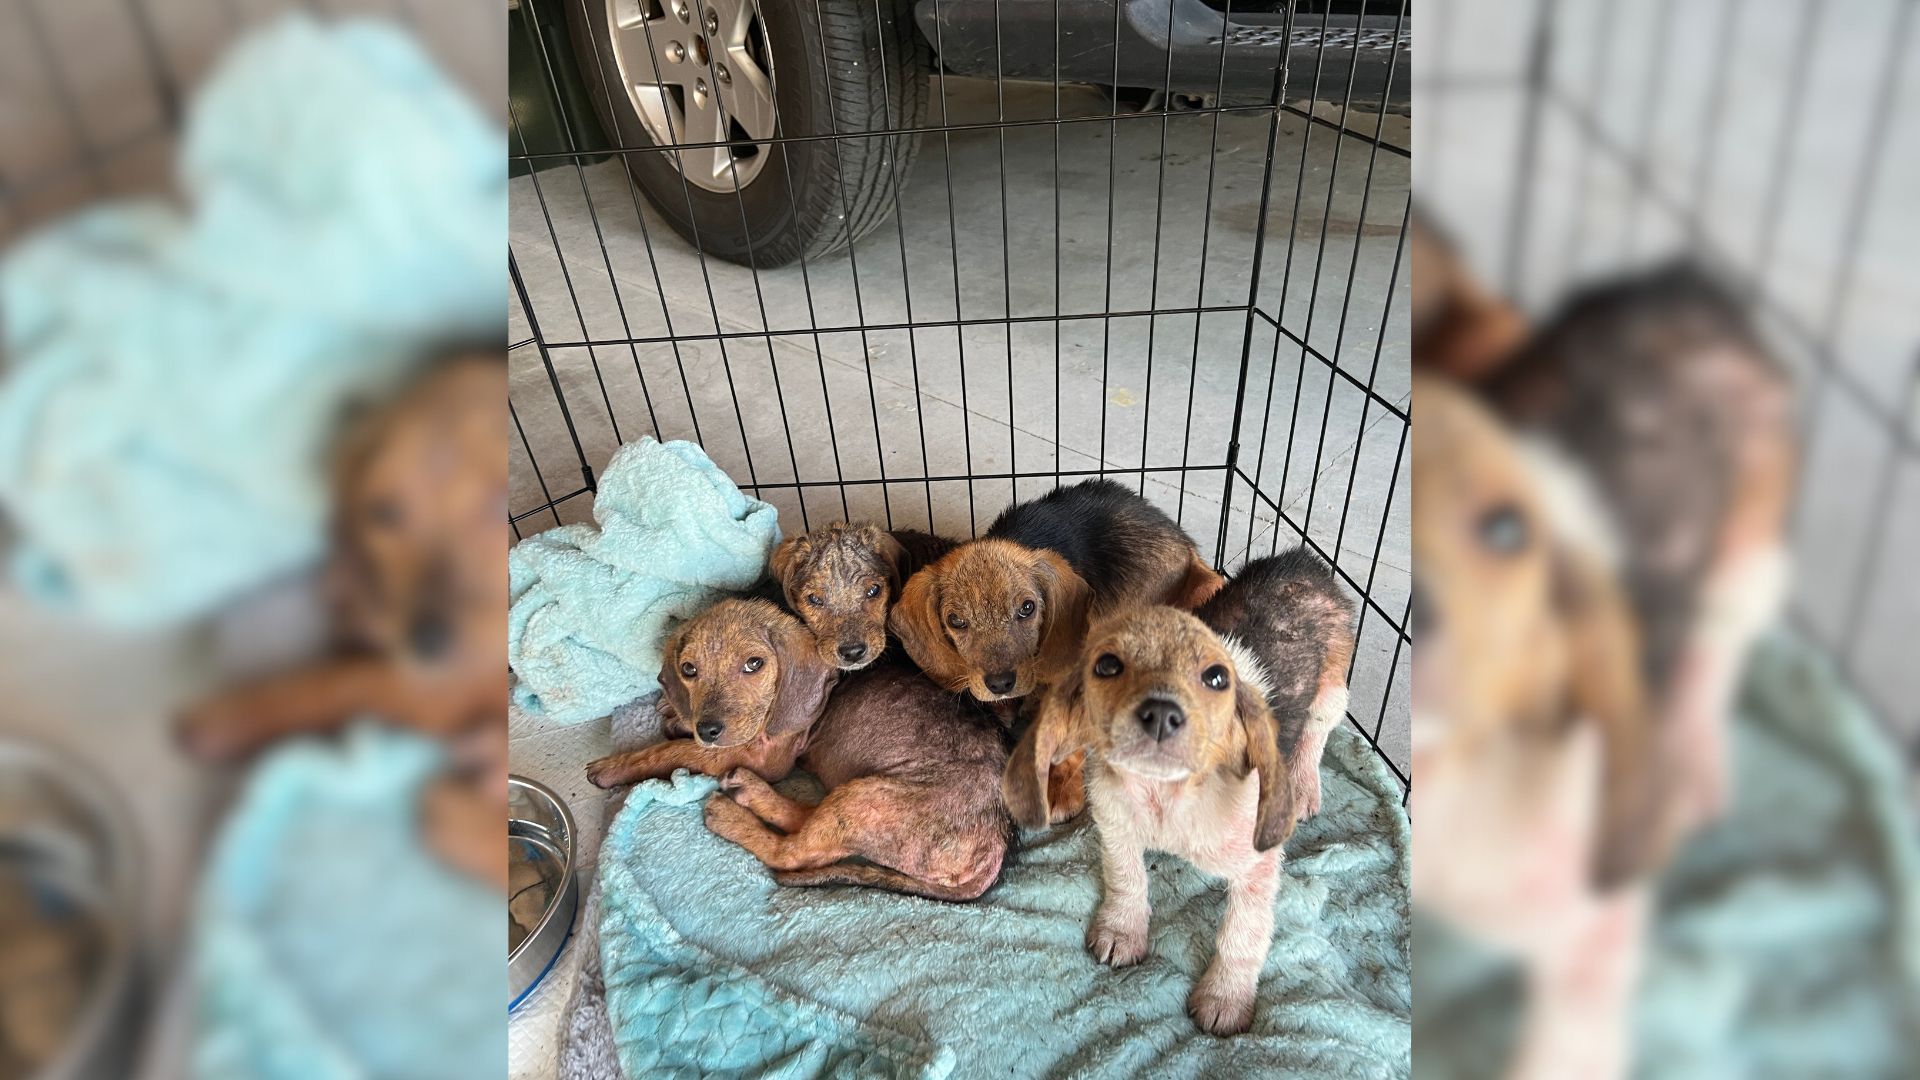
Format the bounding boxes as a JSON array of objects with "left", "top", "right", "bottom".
[
  {"left": 509, "top": 438, "right": 782, "bottom": 724},
  {"left": 597, "top": 724, "right": 1412, "bottom": 1078},
  {"left": 1414, "top": 632, "right": 1920, "bottom": 1078},
  {"left": 190, "top": 726, "right": 499, "bottom": 1080},
  {"left": 0, "top": 16, "right": 503, "bottom": 626}
]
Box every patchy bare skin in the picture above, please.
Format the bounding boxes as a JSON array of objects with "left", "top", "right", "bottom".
[
  {"left": 704, "top": 656, "right": 1012, "bottom": 902},
  {"left": 1002, "top": 606, "right": 1295, "bottom": 1035},
  {"left": 1194, "top": 548, "right": 1356, "bottom": 822},
  {"left": 583, "top": 598, "right": 837, "bottom": 788},
  {"left": 771, "top": 523, "right": 953, "bottom": 670}
]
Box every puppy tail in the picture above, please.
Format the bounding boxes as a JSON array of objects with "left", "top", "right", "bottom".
[{"left": 773, "top": 860, "right": 999, "bottom": 903}]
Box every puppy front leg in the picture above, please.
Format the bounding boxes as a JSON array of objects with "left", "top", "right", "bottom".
[
  {"left": 1189, "top": 851, "right": 1281, "bottom": 1036},
  {"left": 1506, "top": 888, "right": 1649, "bottom": 1080},
  {"left": 1088, "top": 823, "right": 1151, "bottom": 968},
  {"left": 584, "top": 740, "right": 728, "bottom": 788}
]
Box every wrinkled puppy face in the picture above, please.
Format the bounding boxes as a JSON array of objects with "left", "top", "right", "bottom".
[
  {"left": 771, "top": 523, "right": 902, "bottom": 670},
  {"left": 657, "top": 599, "right": 832, "bottom": 748},
  {"left": 336, "top": 355, "right": 508, "bottom": 675},
  {"left": 897, "top": 540, "right": 1090, "bottom": 702},
  {"left": 1080, "top": 607, "right": 1253, "bottom": 782}
]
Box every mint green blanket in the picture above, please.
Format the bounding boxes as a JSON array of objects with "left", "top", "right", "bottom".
[
  {"left": 597, "top": 724, "right": 1412, "bottom": 1078},
  {"left": 1415, "top": 633, "right": 1920, "bottom": 1078}
]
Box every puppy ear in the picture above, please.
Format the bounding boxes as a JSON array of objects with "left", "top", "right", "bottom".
[
  {"left": 1237, "top": 679, "right": 1295, "bottom": 852},
  {"left": 769, "top": 535, "right": 810, "bottom": 598},
  {"left": 1556, "top": 550, "right": 1668, "bottom": 889},
  {"left": 655, "top": 626, "right": 695, "bottom": 739},
  {"left": 890, "top": 566, "right": 968, "bottom": 690},
  {"left": 768, "top": 618, "right": 838, "bottom": 736},
  {"left": 1033, "top": 551, "right": 1093, "bottom": 679},
  {"left": 1002, "top": 668, "right": 1088, "bottom": 830},
  {"left": 870, "top": 528, "right": 909, "bottom": 594}
]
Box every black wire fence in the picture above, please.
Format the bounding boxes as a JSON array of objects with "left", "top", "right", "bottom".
[
  {"left": 1418, "top": 0, "right": 1919, "bottom": 753},
  {"left": 507, "top": 0, "right": 1415, "bottom": 791}
]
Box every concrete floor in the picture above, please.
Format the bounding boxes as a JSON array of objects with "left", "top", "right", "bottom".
[{"left": 1417, "top": 0, "right": 1920, "bottom": 743}]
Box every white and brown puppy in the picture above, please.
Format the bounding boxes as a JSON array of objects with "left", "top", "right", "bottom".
[
  {"left": 1003, "top": 605, "right": 1337, "bottom": 1036},
  {"left": 1413, "top": 372, "right": 1677, "bottom": 1080}
]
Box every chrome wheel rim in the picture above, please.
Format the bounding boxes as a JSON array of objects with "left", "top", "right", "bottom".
[{"left": 606, "top": 0, "right": 777, "bottom": 193}]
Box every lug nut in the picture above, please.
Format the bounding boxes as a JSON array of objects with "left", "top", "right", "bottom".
[
  {"left": 695, "top": 78, "right": 709, "bottom": 98},
  {"left": 666, "top": 41, "right": 686, "bottom": 62},
  {"left": 715, "top": 63, "right": 730, "bottom": 85},
  {"left": 672, "top": 0, "right": 689, "bottom": 21},
  {"left": 705, "top": 8, "right": 720, "bottom": 33}
]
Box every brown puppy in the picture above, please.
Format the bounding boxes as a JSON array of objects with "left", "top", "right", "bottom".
[
  {"left": 1412, "top": 372, "right": 1672, "bottom": 1080},
  {"left": 1003, "top": 606, "right": 1293, "bottom": 1035},
  {"left": 770, "top": 523, "right": 953, "bottom": 670},
  {"left": 891, "top": 480, "right": 1223, "bottom": 703},
  {"left": 178, "top": 354, "right": 508, "bottom": 755},
  {"left": 583, "top": 598, "right": 837, "bottom": 788},
  {"left": 704, "top": 656, "right": 1011, "bottom": 901},
  {"left": 1194, "top": 548, "right": 1357, "bottom": 821}
]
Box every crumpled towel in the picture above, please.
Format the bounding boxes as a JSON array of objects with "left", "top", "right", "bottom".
[
  {"left": 0, "top": 14, "right": 504, "bottom": 627},
  {"left": 596, "top": 724, "right": 1412, "bottom": 1078},
  {"left": 1413, "top": 631, "right": 1920, "bottom": 1079},
  {"left": 508, "top": 438, "right": 781, "bottom": 724},
  {"left": 189, "top": 724, "right": 498, "bottom": 1080}
]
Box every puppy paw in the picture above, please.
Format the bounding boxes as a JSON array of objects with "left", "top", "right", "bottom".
[
  {"left": 174, "top": 697, "right": 259, "bottom": 763},
  {"left": 1291, "top": 765, "right": 1323, "bottom": 822},
  {"left": 702, "top": 791, "right": 760, "bottom": 843},
  {"left": 1086, "top": 909, "right": 1149, "bottom": 967},
  {"left": 584, "top": 754, "right": 632, "bottom": 789},
  {"left": 718, "top": 767, "right": 757, "bottom": 795},
  {"left": 1187, "top": 981, "right": 1255, "bottom": 1036}
]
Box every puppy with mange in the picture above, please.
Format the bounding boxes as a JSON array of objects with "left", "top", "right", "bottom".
[
  {"left": 1002, "top": 595, "right": 1345, "bottom": 1036},
  {"left": 176, "top": 353, "right": 509, "bottom": 889},
  {"left": 582, "top": 597, "right": 837, "bottom": 788},
  {"left": 583, "top": 601, "right": 1010, "bottom": 901},
  {"left": 703, "top": 655, "right": 1013, "bottom": 901},
  {"left": 769, "top": 522, "right": 953, "bottom": 670}
]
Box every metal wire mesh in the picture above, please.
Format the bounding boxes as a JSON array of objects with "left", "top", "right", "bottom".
[
  {"left": 1419, "top": 0, "right": 1920, "bottom": 753},
  {"left": 508, "top": 0, "right": 1414, "bottom": 792}
]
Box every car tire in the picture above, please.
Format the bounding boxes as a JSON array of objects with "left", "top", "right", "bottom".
[{"left": 565, "top": 0, "right": 928, "bottom": 267}]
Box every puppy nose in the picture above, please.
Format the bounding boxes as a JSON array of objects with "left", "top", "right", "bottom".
[
  {"left": 1137, "top": 698, "right": 1186, "bottom": 742},
  {"left": 984, "top": 670, "right": 1017, "bottom": 695},
  {"left": 837, "top": 642, "right": 867, "bottom": 663},
  {"left": 695, "top": 719, "right": 725, "bottom": 744},
  {"left": 408, "top": 613, "right": 452, "bottom": 660}
]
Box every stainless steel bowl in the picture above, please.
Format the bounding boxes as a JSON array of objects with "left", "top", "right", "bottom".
[
  {"left": 0, "top": 738, "right": 142, "bottom": 1080},
  {"left": 507, "top": 775, "right": 578, "bottom": 1010}
]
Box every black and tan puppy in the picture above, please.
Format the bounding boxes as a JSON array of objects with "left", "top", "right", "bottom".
[
  {"left": 1003, "top": 606, "right": 1297, "bottom": 1035},
  {"left": 1483, "top": 265, "right": 1794, "bottom": 829},
  {"left": 891, "top": 479, "right": 1224, "bottom": 702},
  {"left": 704, "top": 655, "right": 1012, "bottom": 901},
  {"left": 1194, "top": 548, "right": 1358, "bottom": 821},
  {"left": 770, "top": 523, "right": 953, "bottom": 670},
  {"left": 583, "top": 598, "right": 838, "bottom": 788}
]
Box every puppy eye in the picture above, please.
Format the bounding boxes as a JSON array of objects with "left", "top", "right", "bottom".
[
  {"left": 1015, "top": 599, "right": 1035, "bottom": 620},
  {"left": 742, "top": 656, "right": 764, "bottom": 673},
  {"left": 947, "top": 614, "right": 968, "bottom": 631},
  {"left": 865, "top": 583, "right": 882, "bottom": 600},
  {"left": 1092, "top": 654, "right": 1123, "bottom": 678},
  {"left": 1478, "top": 504, "right": 1529, "bottom": 555},
  {"left": 1201, "top": 665, "right": 1231, "bottom": 691},
  {"left": 680, "top": 662, "right": 698, "bottom": 679},
  {"left": 806, "top": 594, "right": 824, "bottom": 607}
]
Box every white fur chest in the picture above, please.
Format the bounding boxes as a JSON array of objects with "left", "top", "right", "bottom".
[{"left": 1089, "top": 761, "right": 1269, "bottom": 880}]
